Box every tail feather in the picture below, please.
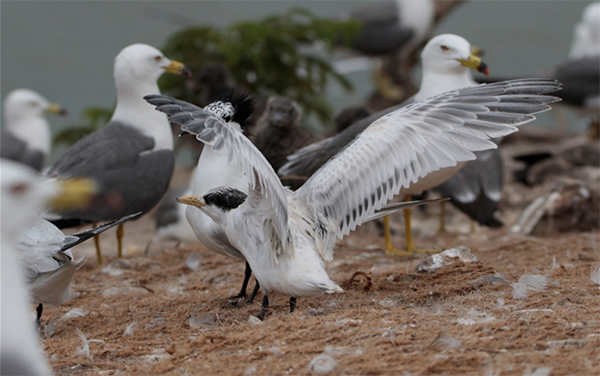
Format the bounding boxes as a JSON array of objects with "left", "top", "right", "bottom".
[
  {"left": 366, "top": 198, "right": 449, "bottom": 222},
  {"left": 60, "top": 212, "right": 142, "bottom": 252}
]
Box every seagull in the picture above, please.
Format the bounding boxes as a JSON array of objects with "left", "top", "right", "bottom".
[
  {"left": 1, "top": 89, "right": 67, "bottom": 171},
  {"left": 1, "top": 159, "right": 96, "bottom": 376},
  {"left": 568, "top": 2, "right": 600, "bottom": 60},
  {"left": 180, "top": 91, "right": 260, "bottom": 303},
  {"left": 146, "top": 78, "right": 561, "bottom": 319},
  {"left": 46, "top": 43, "right": 191, "bottom": 264},
  {"left": 18, "top": 212, "right": 141, "bottom": 325},
  {"left": 340, "top": 0, "right": 436, "bottom": 100},
  {"left": 253, "top": 96, "right": 321, "bottom": 176},
  {"left": 280, "top": 34, "right": 491, "bottom": 255},
  {"left": 342, "top": 0, "right": 434, "bottom": 57}
]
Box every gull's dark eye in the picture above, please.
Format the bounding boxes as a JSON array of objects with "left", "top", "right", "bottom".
[
  {"left": 29, "top": 101, "right": 39, "bottom": 107},
  {"left": 154, "top": 55, "right": 162, "bottom": 62},
  {"left": 440, "top": 45, "right": 450, "bottom": 52},
  {"left": 10, "top": 182, "right": 29, "bottom": 195}
]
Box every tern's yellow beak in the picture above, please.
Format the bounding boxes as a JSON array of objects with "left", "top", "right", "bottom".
[
  {"left": 48, "top": 178, "right": 98, "bottom": 210},
  {"left": 164, "top": 60, "right": 192, "bottom": 77},
  {"left": 176, "top": 195, "right": 204, "bottom": 209},
  {"left": 45, "top": 103, "right": 68, "bottom": 116},
  {"left": 456, "top": 54, "right": 490, "bottom": 76}
]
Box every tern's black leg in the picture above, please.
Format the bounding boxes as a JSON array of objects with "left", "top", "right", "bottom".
[
  {"left": 257, "top": 295, "right": 269, "bottom": 321},
  {"left": 246, "top": 280, "right": 260, "bottom": 304},
  {"left": 228, "top": 262, "right": 252, "bottom": 300},
  {"left": 35, "top": 304, "right": 43, "bottom": 326},
  {"left": 289, "top": 297, "right": 297, "bottom": 313}
]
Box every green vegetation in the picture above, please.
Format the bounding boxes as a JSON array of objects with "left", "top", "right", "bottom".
[{"left": 160, "top": 8, "right": 361, "bottom": 124}]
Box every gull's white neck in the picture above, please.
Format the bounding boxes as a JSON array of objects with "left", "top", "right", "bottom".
[
  {"left": 111, "top": 79, "right": 173, "bottom": 151},
  {"left": 416, "top": 68, "right": 477, "bottom": 101},
  {"left": 6, "top": 115, "right": 51, "bottom": 154}
]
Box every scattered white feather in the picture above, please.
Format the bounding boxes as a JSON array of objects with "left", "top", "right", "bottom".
[
  {"left": 308, "top": 353, "right": 337, "bottom": 373},
  {"left": 512, "top": 274, "right": 548, "bottom": 299},
  {"left": 75, "top": 329, "right": 90, "bottom": 358},
  {"left": 124, "top": 322, "right": 137, "bottom": 336},
  {"left": 590, "top": 266, "right": 600, "bottom": 285},
  {"left": 523, "top": 367, "right": 552, "bottom": 376},
  {"left": 75, "top": 329, "right": 104, "bottom": 359},
  {"left": 457, "top": 308, "right": 496, "bottom": 325},
  {"left": 186, "top": 251, "right": 202, "bottom": 273}
]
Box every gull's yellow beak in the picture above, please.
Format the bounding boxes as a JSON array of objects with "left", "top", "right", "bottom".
[
  {"left": 457, "top": 54, "right": 490, "bottom": 76},
  {"left": 45, "top": 103, "right": 68, "bottom": 116},
  {"left": 176, "top": 195, "right": 204, "bottom": 209},
  {"left": 48, "top": 178, "right": 98, "bottom": 210},
  {"left": 164, "top": 60, "right": 192, "bottom": 77}
]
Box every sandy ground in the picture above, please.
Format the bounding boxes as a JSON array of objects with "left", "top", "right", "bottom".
[{"left": 39, "top": 132, "right": 599, "bottom": 376}]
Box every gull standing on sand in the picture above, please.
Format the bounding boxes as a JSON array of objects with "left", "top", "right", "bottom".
[
  {"left": 18, "top": 212, "right": 141, "bottom": 324},
  {"left": 46, "top": 44, "right": 191, "bottom": 264},
  {"left": 146, "top": 78, "right": 561, "bottom": 319},
  {"left": 280, "top": 34, "right": 491, "bottom": 254}
]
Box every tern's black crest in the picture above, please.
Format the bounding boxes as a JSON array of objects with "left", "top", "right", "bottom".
[
  {"left": 203, "top": 187, "right": 248, "bottom": 211},
  {"left": 210, "top": 90, "right": 256, "bottom": 131}
]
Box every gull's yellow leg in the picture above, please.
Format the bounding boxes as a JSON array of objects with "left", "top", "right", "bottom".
[
  {"left": 404, "top": 196, "right": 440, "bottom": 255},
  {"left": 93, "top": 223, "right": 102, "bottom": 265},
  {"left": 470, "top": 220, "right": 476, "bottom": 234},
  {"left": 438, "top": 200, "right": 447, "bottom": 233},
  {"left": 384, "top": 214, "right": 413, "bottom": 256},
  {"left": 403, "top": 202, "right": 419, "bottom": 254},
  {"left": 116, "top": 223, "right": 124, "bottom": 258}
]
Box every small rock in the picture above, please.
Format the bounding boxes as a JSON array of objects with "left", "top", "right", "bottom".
[
  {"left": 415, "top": 246, "right": 477, "bottom": 273},
  {"left": 165, "top": 343, "right": 177, "bottom": 355},
  {"left": 429, "top": 332, "right": 462, "bottom": 351},
  {"left": 102, "top": 286, "right": 149, "bottom": 298},
  {"left": 308, "top": 354, "right": 336, "bottom": 373},
  {"left": 60, "top": 308, "right": 88, "bottom": 321},
  {"left": 189, "top": 312, "right": 215, "bottom": 328},
  {"left": 248, "top": 316, "right": 264, "bottom": 326}
]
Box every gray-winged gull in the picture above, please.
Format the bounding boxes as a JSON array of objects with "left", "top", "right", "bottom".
[
  {"left": 46, "top": 43, "right": 191, "bottom": 264},
  {"left": 279, "top": 34, "right": 492, "bottom": 255},
  {"left": 18, "top": 212, "right": 141, "bottom": 325},
  {"left": 568, "top": 2, "right": 600, "bottom": 60},
  {"left": 1, "top": 89, "right": 67, "bottom": 171},
  {"left": 146, "top": 78, "right": 561, "bottom": 319}
]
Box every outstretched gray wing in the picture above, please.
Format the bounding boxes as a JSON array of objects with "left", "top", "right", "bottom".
[{"left": 291, "top": 79, "right": 561, "bottom": 260}]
